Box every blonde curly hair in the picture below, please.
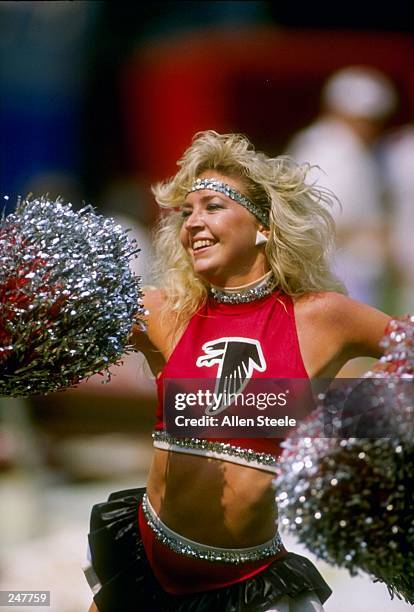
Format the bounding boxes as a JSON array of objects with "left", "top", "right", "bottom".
[{"left": 151, "top": 130, "right": 345, "bottom": 342}]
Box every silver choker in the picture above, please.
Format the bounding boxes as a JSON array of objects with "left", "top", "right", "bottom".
[{"left": 210, "top": 272, "right": 277, "bottom": 304}]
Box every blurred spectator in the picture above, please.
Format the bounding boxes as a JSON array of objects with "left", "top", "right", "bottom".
[
  {"left": 287, "top": 66, "right": 397, "bottom": 307},
  {"left": 379, "top": 124, "right": 414, "bottom": 312}
]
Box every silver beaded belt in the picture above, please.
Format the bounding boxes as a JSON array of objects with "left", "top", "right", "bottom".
[{"left": 141, "top": 493, "right": 283, "bottom": 563}]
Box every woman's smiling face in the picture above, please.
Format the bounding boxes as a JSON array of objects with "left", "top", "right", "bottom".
[{"left": 180, "top": 171, "right": 269, "bottom": 287}]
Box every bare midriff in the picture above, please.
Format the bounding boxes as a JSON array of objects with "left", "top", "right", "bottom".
[{"left": 146, "top": 448, "right": 278, "bottom": 548}]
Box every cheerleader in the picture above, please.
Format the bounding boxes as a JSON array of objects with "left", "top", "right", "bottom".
[{"left": 85, "top": 131, "right": 391, "bottom": 611}]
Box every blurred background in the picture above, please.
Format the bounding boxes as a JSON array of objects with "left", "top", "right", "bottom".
[{"left": 1, "top": 2, "right": 414, "bottom": 610}]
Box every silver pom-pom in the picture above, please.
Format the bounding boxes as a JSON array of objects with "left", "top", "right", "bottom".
[
  {"left": 274, "top": 316, "right": 414, "bottom": 603},
  {"left": 0, "top": 195, "right": 145, "bottom": 396}
]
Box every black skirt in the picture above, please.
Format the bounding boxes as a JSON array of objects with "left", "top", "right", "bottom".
[{"left": 86, "top": 488, "right": 332, "bottom": 612}]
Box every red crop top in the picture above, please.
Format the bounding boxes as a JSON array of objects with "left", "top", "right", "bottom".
[{"left": 153, "top": 291, "right": 309, "bottom": 469}]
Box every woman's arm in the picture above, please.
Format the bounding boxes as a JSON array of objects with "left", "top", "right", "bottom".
[
  {"left": 335, "top": 293, "right": 391, "bottom": 360},
  {"left": 294, "top": 292, "right": 391, "bottom": 378},
  {"left": 129, "top": 287, "right": 171, "bottom": 376}
]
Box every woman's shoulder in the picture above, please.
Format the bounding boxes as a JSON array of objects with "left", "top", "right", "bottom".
[
  {"left": 141, "top": 285, "right": 167, "bottom": 317},
  {"left": 292, "top": 291, "right": 347, "bottom": 331},
  {"left": 294, "top": 291, "right": 391, "bottom": 359},
  {"left": 293, "top": 291, "right": 352, "bottom": 321},
  {"left": 294, "top": 289, "right": 389, "bottom": 319}
]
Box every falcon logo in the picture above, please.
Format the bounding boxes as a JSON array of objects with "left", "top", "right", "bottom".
[{"left": 196, "top": 337, "right": 266, "bottom": 415}]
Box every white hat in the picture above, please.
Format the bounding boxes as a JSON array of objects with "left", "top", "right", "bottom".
[{"left": 323, "top": 66, "right": 397, "bottom": 119}]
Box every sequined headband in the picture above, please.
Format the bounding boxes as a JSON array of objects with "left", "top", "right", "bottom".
[{"left": 187, "top": 178, "right": 269, "bottom": 228}]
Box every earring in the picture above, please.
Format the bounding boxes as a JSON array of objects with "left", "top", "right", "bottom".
[{"left": 255, "top": 230, "right": 268, "bottom": 246}]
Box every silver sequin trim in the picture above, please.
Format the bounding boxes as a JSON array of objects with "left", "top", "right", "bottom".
[
  {"left": 210, "top": 275, "right": 277, "bottom": 304},
  {"left": 187, "top": 178, "right": 270, "bottom": 228},
  {"left": 152, "top": 430, "right": 278, "bottom": 469},
  {"left": 141, "top": 493, "right": 283, "bottom": 563}
]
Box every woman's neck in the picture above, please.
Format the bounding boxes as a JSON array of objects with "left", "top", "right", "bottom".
[{"left": 210, "top": 270, "right": 273, "bottom": 293}]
